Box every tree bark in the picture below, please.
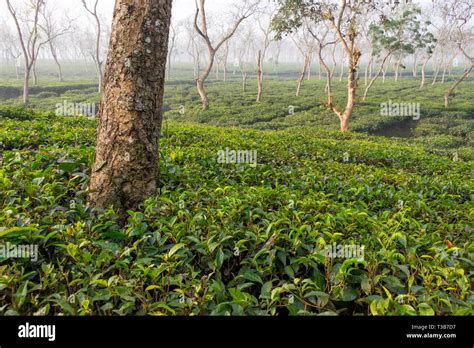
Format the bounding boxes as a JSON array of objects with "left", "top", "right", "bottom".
[
  {"left": 338, "top": 54, "right": 358, "bottom": 132},
  {"left": 340, "top": 116, "right": 349, "bottom": 132},
  {"left": 88, "top": 0, "right": 172, "bottom": 214}
]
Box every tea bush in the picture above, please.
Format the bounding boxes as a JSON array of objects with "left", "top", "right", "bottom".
[{"left": 0, "top": 110, "right": 472, "bottom": 316}]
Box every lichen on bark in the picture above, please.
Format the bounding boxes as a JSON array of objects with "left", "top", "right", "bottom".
[{"left": 88, "top": 0, "right": 173, "bottom": 217}]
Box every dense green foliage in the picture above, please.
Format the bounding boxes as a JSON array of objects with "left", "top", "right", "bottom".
[
  {"left": 0, "top": 61, "right": 472, "bottom": 315},
  {"left": 0, "top": 106, "right": 472, "bottom": 315}
]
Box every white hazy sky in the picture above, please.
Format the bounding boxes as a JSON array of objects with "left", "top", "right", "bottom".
[
  {"left": 90, "top": 0, "right": 239, "bottom": 22},
  {"left": 0, "top": 0, "right": 447, "bottom": 26},
  {"left": 0, "top": 0, "right": 241, "bottom": 25}
]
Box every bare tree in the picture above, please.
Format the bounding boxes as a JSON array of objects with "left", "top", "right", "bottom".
[
  {"left": 0, "top": 22, "right": 22, "bottom": 80},
  {"left": 291, "top": 27, "right": 314, "bottom": 97},
  {"left": 219, "top": 40, "right": 230, "bottom": 82},
  {"left": 236, "top": 26, "right": 253, "bottom": 92},
  {"left": 363, "top": 5, "right": 434, "bottom": 101},
  {"left": 184, "top": 19, "right": 202, "bottom": 78},
  {"left": 194, "top": 0, "right": 257, "bottom": 110},
  {"left": 6, "top": 0, "right": 45, "bottom": 103},
  {"left": 39, "top": 6, "right": 73, "bottom": 81},
  {"left": 256, "top": 6, "right": 276, "bottom": 102},
  {"left": 274, "top": 0, "right": 424, "bottom": 131},
  {"left": 420, "top": 1, "right": 440, "bottom": 88},
  {"left": 317, "top": 1, "right": 364, "bottom": 132},
  {"left": 272, "top": 39, "right": 283, "bottom": 73},
  {"left": 306, "top": 20, "right": 337, "bottom": 106},
  {"left": 166, "top": 22, "right": 178, "bottom": 80},
  {"left": 82, "top": 0, "right": 104, "bottom": 92},
  {"left": 443, "top": 0, "right": 474, "bottom": 107}
]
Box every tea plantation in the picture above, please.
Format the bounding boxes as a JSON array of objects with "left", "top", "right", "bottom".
[
  {"left": 0, "top": 83, "right": 474, "bottom": 315},
  {"left": 0, "top": 86, "right": 472, "bottom": 315}
]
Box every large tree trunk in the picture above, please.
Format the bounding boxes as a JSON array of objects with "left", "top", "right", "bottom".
[{"left": 88, "top": 0, "right": 172, "bottom": 214}]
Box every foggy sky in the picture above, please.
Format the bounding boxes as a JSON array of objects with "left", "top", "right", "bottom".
[
  {"left": 1, "top": 0, "right": 439, "bottom": 26},
  {"left": 0, "top": 0, "right": 241, "bottom": 26}
]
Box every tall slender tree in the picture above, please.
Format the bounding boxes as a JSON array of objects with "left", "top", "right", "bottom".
[
  {"left": 6, "top": 0, "right": 45, "bottom": 104},
  {"left": 273, "top": 0, "right": 369, "bottom": 131},
  {"left": 363, "top": 5, "right": 435, "bottom": 101},
  {"left": 194, "top": 0, "right": 257, "bottom": 110},
  {"left": 443, "top": 0, "right": 473, "bottom": 107},
  {"left": 82, "top": 0, "right": 104, "bottom": 92}
]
